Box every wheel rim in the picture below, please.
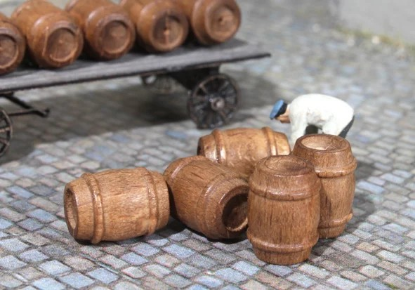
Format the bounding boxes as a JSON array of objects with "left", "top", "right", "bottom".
[
  {"left": 0, "top": 109, "right": 12, "bottom": 158},
  {"left": 188, "top": 74, "right": 238, "bottom": 129}
]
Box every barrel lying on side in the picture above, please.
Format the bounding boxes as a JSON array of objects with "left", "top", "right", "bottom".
[
  {"left": 198, "top": 127, "right": 290, "bottom": 178},
  {"left": 120, "top": 0, "right": 189, "bottom": 52},
  {"left": 293, "top": 134, "right": 357, "bottom": 238},
  {"left": 176, "top": 0, "right": 241, "bottom": 45},
  {"left": 0, "top": 13, "right": 25, "bottom": 75},
  {"left": 12, "top": 0, "right": 83, "bottom": 68},
  {"left": 164, "top": 156, "right": 249, "bottom": 240},
  {"left": 64, "top": 168, "right": 170, "bottom": 244},
  {"left": 248, "top": 155, "right": 320, "bottom": 265},
  {"left": 66, "top": 0, "right": 135, "bottom": 60}
]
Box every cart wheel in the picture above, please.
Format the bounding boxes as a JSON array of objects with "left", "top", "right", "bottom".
[
  {"left": 0, "top": 109, "right": 12, "bottom": 158},
  {"left": 188, "top": 74, "right": 239, "bottom": 129},
  {"left": 141, "top": 75, "right": 182, "bottom": 94}
]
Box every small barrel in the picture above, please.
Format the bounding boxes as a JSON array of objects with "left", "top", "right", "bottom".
[
  {"left": 0, "top": 13, "right": 25, "bottom": 75},
  {"left": 198, "top": 127, "right": 291, "bottom": 178},
  {"left": 12, "top": 0, "right": 83, "bottom": 68},
  {"left": 120, "top": 0, "right": 189, "bottom": 52},
  {"left": 248, "top": 156, "right": 320, "bottom": 265},
  {"left": 293, "top": 134, "right": 357, "bottom": 238},
  {"left": 66, "top": 0, "right": 135, "bottom": 60},
  {"left": 164, "top": 156, "right": 249, "bottom": 239},
  {"left": 177, "top": 0, "right": 241, "bottom": 45},
  {"left": 64, "top": 168, "right": 170, "bottom": 244}
]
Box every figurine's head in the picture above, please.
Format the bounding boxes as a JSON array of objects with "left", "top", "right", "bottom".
[{"left": 270, "top": 100, "right": 290, "bottom": 123}]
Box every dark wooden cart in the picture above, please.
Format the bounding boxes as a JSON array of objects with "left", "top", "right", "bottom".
[{"left": 0, "top": 38, "right": 270, "bottom": 157}]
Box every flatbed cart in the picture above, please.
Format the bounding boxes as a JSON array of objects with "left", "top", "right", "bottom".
[{"left": 0, "top": 38, "right": 270, "bottom": 157}]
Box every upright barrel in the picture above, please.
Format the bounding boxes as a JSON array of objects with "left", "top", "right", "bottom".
[
  {"left": 164, "top": 156, "right": 249, "bottom": 239},
  {"left": 12, "top": 0, "right": 83, "bottom": 68},
  {"left": 120, "top": 0, "right": 189, "bottom": 52},
  {"left": 248, "top": 156, "right": 320, "bottom": 265},
  {"left": 198, "top": 127, "right": 290, "bottom": 178},
  {"left": 177, "top": 0, "right": 241, "bottom": 45},
  {"left": 293, "top": 134, "right": 357, "bottom": 238},
  {"left": 66, "top": 0, "right": 135, "bottom": 60},
  {"left": 0, "top": 13, "right": 25, "bottom": 75},
  {"left": 64, "top": 168, "right": 170, "bottom": 244}
]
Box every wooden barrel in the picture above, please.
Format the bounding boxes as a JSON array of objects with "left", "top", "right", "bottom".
[
  {"left": 164, "top": 156, "right": 249, "bottom": 239},
  {"left": 248, "top": 156, "right": 320, "bottom": 265},
  {"left": 293, "top": 134, "right": 357, "bottom": 238},
  {"left": 198, "top": 127, "right": 291, "bottom": 178},
  {"left": 64, "top": 168, "right": 170, "bottom": 244},
  {"left": 11, "top": 0, "right": 83, "bottom": 68},
  {"left": 66, "top": 0, "right": 135, "bottom": 60},
  {"left": 0, "top": 13, "right": 25, "bottom": 75},
  {"left": 177, "top": 0, "right": 241, "bottom": 45},
  {"left": 120, "top": 0, "right": 189, "bottom": 52}
]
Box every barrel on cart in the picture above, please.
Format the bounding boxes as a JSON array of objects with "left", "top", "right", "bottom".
[{"left": 0, "top": 38, "right": 270, "bottom": 158}]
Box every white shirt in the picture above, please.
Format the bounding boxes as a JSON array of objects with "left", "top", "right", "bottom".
[{"left": 288, "top": 94, "right": 354, "bottom": 145}]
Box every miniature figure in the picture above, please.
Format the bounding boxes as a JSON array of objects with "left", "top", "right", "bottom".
[{"left": 270, "top": 94, "right": 354, "bottom": 145}]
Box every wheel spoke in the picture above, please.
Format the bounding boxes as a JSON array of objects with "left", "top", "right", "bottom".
[
  {"left": 218, "top": 80, "right": 230, "bottom": 94},
  {"left": 0, "top": 137, "right": 9, "bottom": 146}
]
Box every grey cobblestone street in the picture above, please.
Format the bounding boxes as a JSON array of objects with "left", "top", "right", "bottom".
[{"left": 1, "top": 0, "right": 415, "bottom": 289}]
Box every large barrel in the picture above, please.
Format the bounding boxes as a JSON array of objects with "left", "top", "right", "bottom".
[
  {"left": 198, "top": 127, "right": 291, "bottom": 178},
  {"left": 177, "top": 0, "right": 241, "bottom": 45},
  {"left": 293, "top": 134, "right": 357, "bottom": 238},
  {"left": 66, "top": 0, "right": 135, "bottom": 60},
  {"left": 120, "top": 0, "right": 188, "bottom": 52},
  {"left": 12, "top": 0, "right": 83, "bottom": 68},
  {"left": 0, "top": 13, "right": 25, "bottom": 75},
  {"left": 64, "top": 168, "right": 170, "bottom": 244},
  {"left": 248, "top": 156, "right": 320, "bottom": 265},
  {"left": 164, "top": 156, "right": 249, "bottom": 239}
]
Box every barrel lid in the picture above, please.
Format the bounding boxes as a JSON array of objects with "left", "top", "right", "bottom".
[{"left": 0, "top": 24, "right": 25, "bottom": 74}]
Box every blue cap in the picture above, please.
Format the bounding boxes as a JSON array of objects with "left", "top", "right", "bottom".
[{"left": 270, "top": 100, "right": 285, "bottom": 119}]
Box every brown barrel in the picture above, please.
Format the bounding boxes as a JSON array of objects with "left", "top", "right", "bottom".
[
  {"left": 248, "top": 156, "right": 320, "bottom": 265},
  {"left": 120, "top": 0, "right": 189, "bottom": 52},
  {"left": 64, "top": 168, "right": 170, "bottom": 244},
  {"left": 11, "top": 0, "right": 83, "bottom": 68},
  {"left": 66, "top": 0, "right": 135, "bottom": 60},
  {"left": 293, "top": 134, "right": 357, "bottom": 239},
  {"left": 164, "top": 156, "right": 249, "bottom": 239},
  {"left": 177, "top": 0, "right": 241, "bottom": 45},
  {"left": 0, "top": 13, "right": 25, "bottom": 75},
  {"left": 198, "top": 127, "right": 291, "bottom": 178}
]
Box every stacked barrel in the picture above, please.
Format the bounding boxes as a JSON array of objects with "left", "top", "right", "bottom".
[
  {"left": 63, "top": 128, "right": 356, "bottom": 265},
  {"left": 0, "top": 0, "right": 241, "bottom": 75}
]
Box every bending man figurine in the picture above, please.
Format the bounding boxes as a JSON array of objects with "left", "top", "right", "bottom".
[{"left": 270, "top": 94, "right": 354, "bottom": 145}]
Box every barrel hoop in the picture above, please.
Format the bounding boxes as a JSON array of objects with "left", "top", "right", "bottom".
[
  {"left": 314, "top": 159, "right": 357, "bottom": 178},
  {"left": 144, "top": 169, "right": 158, "bottom": 236},
  {"left": 249, "top": 184, "right": 320, "bottom": 201},
  {"left": 212, "top": 129, "right": 226, "bottom": 164},
  {"left": 247, "top": 230, "right": 319, "bottom": 253},
  {"left": 82, "top": 173, "right": 104, "bottom": 244},
  {"left": 262, "top": 127, "right": 277, "bottom": 156},
  {"left": 319, "top": 212, "right": 353, "bottom": 228}
]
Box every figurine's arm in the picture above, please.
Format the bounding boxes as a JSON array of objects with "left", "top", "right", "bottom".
[{"left": 289, "top": 116, "right": 308, "bottom": 145}]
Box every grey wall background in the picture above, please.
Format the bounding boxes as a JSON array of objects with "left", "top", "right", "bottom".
[{"left": 331, "top": 0, "right": 415, "bottom": 46}]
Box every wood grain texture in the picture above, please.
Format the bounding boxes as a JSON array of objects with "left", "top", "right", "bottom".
[
  {"left": 0, "top": 38, "right": 270, "bottom": 93},
  {"left": 198, "top": 127, "right": 291, "bottom": 178},
  {"left": 176, "top": 0, "right": 241, "bottom": 45},
  {"left": 164, "top": 156, "right": 249, "bottom": 239},
  {"left": 293, "top": 134, "right": 357, "bottom": 238},
  {"left": 248, "top": 155, "right": 320, "bottom": 265},
  {"left": 11, "top": 0, "right": 83, "bottom": 68},
  {"left": 64, "top": 168, "right": 170, "bottom": 244},
  {"left": 120, "top": 0, "right": 189, "bottom": 52},
  {"left": 0, "top": 13, "right": 25, "bottom": 75},
  {"left": 66, "top": 0, "right": 135, "bottom": 60}
]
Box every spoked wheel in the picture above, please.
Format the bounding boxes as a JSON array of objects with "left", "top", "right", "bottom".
[
  {"left": 141, "top": 75, "right": 183, "bottom": 94},
  {"left": 0, "top": 109, "right": 12, "bottom": 158},
  {"left": 188, "top": 74, "right": 239, "bottom": 129}
]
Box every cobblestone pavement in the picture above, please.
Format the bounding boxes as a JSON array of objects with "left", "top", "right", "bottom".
[{"left": 1, "top": 0, "right": 415, "bottom": 289}]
